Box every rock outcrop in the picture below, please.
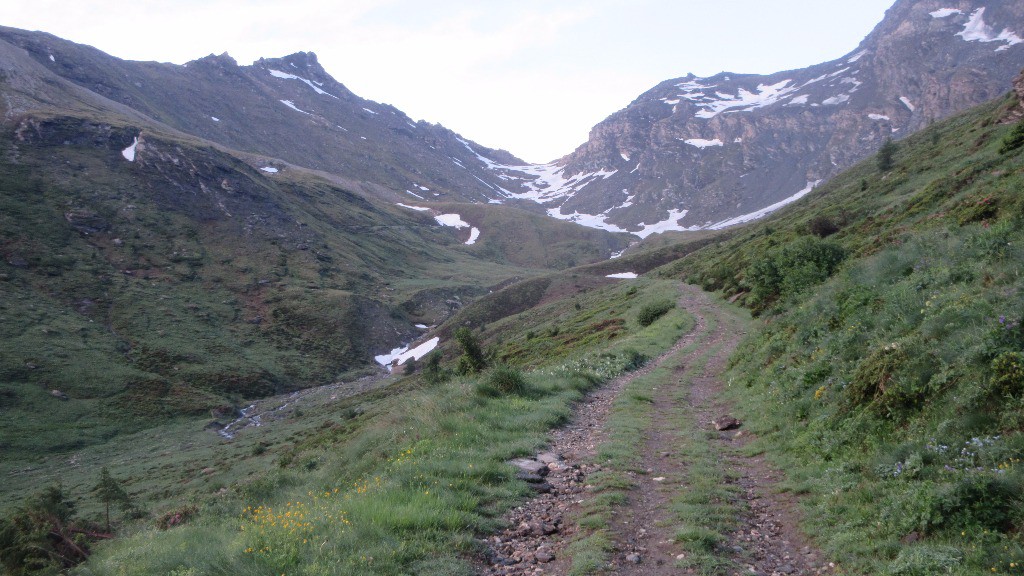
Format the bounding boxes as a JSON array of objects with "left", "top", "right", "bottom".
[{"left": 491, "top": 0, "right": 1024, "bottom": 234}]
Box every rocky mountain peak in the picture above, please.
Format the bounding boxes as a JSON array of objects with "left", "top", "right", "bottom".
[{"left": 481, "top": 0, "right": 1024, "bottom": 236}]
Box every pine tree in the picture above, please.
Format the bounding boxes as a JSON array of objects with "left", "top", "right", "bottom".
[
  {"left": 877, "top": 137, "right": 898, "bottom": 172},
  {"left": 92, "top": 468, "right": 132, "bottom": 532}
]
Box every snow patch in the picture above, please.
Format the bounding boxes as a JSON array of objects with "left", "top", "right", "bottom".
[
  {"left": 375, "top": 337, "right": 440, "bottom": 369},
  {"left": 362, "top": 107, "right": 378, "bottom": 115},
  {"left": 280, "top": 100, "right": 311, "bottom": 115},
  {"left": 435, "top": 213, "right": 470, "bottom": 229},
  {"left": 404, "top": 190, "right": 425, "bottom": 199},
  {"left": 268, "top": 69, "right": 339, "bottom": 98},
  {"left": 211, "top": 116, "right": 220, "bottom": 122},
  {"left": 868, "top": 113, "right": 891, "bottom": 121},
  {"left": 397, "top": 203, "right": 430, "bottom": 212},
  {"left": 48, "top": 54, "right": 55, "bottom": 62},
  {"left": 121, "top": 137, "right": 138, "bottom": 162},
  {"left": 931, "top": 8, "right": 963, "bottom": 18},
  {"left": 620, "top": 152, "right": 631, "bottom": 161},
  {"left": 606, "top": 272, "right": 638, "bottom": 279},
  {"left": 788, "top": 94, "right": 809, "bottom": 105},
  {"left": 847, "top": 49, "right": 868, "bottom": 63},
  {"left": 635, "top": 209, "right": 690, "bottom": 238},
  {"left": 415, "top": 324, "right": 428, "bottom": 329},
  {"left": 691, "top": 80, "right": 798, "bottom": 119},
  {"left": 900, "top": 96, "right": 916, "bottom": 112},
  {"left": 682, "top": 138, "right": 724, "bottom": 149},
  {"left": 260, "top": 166, "right": 278, "bottom": 173},
  {"left": 466, "top": 227, "right": 481, "bottom": 245},
  {"left": 708, "top": 181, "right": 821, "bottom": 230},
  {"left": 821, "top": 94, "right": 851, "bottom": 106},
  {"left": 956, "top": 8, "right": 1023, "bottom": 51}
]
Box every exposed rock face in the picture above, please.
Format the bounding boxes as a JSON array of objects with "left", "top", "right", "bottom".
[
  {"left": 490, "top": 0, "right": 1024, "bottom": 233},
  {"left": 1004, "top": 67, "right": 1024, "bottom": 122}
]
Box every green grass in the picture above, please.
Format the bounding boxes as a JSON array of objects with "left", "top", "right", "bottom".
[
  {"left": 665, "top": 341, "right": 743, "bottom": 575},
  {"left": 0, "top": 111, "right": 632, "bottom": 464},
  {"left": 0, "top": 278, "right": 692, "bottom": 575},
  {"left": 660, "top": 95, "right": 1024, "bottom": 574},
  {"left": 563, "top": 305, "right": 703, "bottom": 575}
]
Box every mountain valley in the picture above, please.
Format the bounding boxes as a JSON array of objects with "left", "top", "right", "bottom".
[{"left": 2, "top": 1, "right": 1024, "bottom": 575}]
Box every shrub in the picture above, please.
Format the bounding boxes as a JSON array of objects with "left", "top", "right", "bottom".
[
  {"left": 991, "top": 351, "right": 1024, "bottom": 396},
  {"left": 475, "top": 365, "right": 529, "bottom": 397},
  {"left": 999, "top": 120, "right": 1024, "bottom": 154},
  {"left": 878, "top": 137, "right": 898, "bottom": 171},
  {"left": 746, "top": 236, "right": 846, "bottom": 311},
  {"left": 637, "top": 300, "right": 675, "bottom": 327},
  {"left": 455, "top": 327, "right": 486, "bottom": 375},
  {"left": 807, "top": 215, "right": 840, "bottom": 238}
]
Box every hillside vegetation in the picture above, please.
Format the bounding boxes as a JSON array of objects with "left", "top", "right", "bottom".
[
  {"left": 4, "top": 46, "right": 1024, "bottom": 576},
  {"left": 0, "top": 112, "right": 628, "bottom": 460},
  {"left": 655, "top": 92, "right": 1024, "bottom": 574}
]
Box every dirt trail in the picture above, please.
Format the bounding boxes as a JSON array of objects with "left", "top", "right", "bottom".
[{"left": 482, "top": 284, "right": 832, "bottom": 576}]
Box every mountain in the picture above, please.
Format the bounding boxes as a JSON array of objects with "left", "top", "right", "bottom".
[
  {"left": 0, "top": 32, "right": 631, "bottom": 455},
  {"left": 6, "top": 1, "right": 1020, "bottom": 241},
  {"left": 0, "top": 26, "right": 534, "bottom": 206},
  {"left": 475, "top": 0, "right": 1024, "bottom": 234}
]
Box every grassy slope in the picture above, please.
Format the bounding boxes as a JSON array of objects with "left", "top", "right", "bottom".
[
  {"left": 59, "top": 278, "right": 690, "bottom": 576},
  {"left": 655, "top": 94, "right": 1024, "bottom": 574},
  {"left": 0, "top": 111, "right": 626, "bottom": 463}
]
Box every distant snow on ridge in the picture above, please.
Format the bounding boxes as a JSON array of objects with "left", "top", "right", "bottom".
[
  {"left": 708, "top": 181, "right": 821, "bottom": 230},
  {"left": 690, "top": 80, "right": 799, "bottom": 119},
  {"left": 682, "top": 138, "right": 724, "bottom": 149},
  {"left": 955, "top": 8, "right": 1023, "bottom": 51},
  {"left": 930, "top": 8, "right": 963, "bottom": 19},
  {"left": 268, "top": 69, "right": 339, "bottom": 98},
  {"left": 396, "top": 203, "right": 430, "bottom": 212},
  {"left": 279, "top": 99, "right": 311, "bottom": 115}
]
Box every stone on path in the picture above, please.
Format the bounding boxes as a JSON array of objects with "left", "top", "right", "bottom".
[{"left": 712, "top": 415, "right": 741, "bottom": 431}]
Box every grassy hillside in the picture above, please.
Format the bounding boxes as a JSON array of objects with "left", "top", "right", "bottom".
[
  {"left": 1, "top": 270, "right": 689, "bottom": 575},
  {"left": 652, "top": 92, "right": 1024, "bottom": 574},
  {"left": 0, "top": 112, "right": 626, "bottom": 461},
  {"left": 4, "top": 52, "right": 1024, "bottom": 576}
]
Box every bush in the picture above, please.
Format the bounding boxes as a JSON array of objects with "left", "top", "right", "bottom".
[
  {"left": 746, "top": 236, "right": 846, "bottom": 311},
  {"left": 475, "top": 365, "right": 529, "bottom": 397},
  {"left": 999, "top": 120, "right": 1024, "bottom": 155},
  {"left": 455, "top": 327, "right": 486, "bottom": 375},
  {"left": 878, "top": 137, "right": 898, "bottom": 171},
  {"left": 991, "top": 351, "right": 1024, "bottom": 396},
  {"left": 637, "top": 300, "right": 675, "bottom": 327}
]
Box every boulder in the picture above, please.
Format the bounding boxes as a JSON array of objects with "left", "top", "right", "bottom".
[{"left": 712, "top": 416, "right": 741, "bottom": 431}]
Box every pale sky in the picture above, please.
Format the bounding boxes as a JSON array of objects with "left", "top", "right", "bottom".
[{"left": 5, "top": 1, "right": 895, "bottom": 162}]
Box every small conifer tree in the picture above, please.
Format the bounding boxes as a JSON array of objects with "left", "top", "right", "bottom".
[
  {"left": 93, "top": 467, "right": 132, "bottom": 532},
  {"left": 877, "top": 137, "right": 898, "bottom": 172}
]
